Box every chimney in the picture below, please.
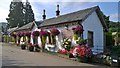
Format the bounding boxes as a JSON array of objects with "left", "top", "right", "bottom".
[
  {"left": 42, "top": 9, "right": 46, "bottom": 20},
  {"left": 56, "top": 4, "right": 60, "bottom": 16}
]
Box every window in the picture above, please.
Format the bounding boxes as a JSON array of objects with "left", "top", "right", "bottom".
[{"left": 88, "top": 31, "right": 94, "bottom": 47}]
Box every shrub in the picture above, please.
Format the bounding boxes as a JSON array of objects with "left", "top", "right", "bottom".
[{"left": 62, "top": 38, "right": 71, "bottom": 51}]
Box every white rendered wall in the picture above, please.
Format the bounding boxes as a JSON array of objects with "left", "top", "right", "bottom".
[{"left": 82, "top": 11, "right": 104, "bottom": 54}]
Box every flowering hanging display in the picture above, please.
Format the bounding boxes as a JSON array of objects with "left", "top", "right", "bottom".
[
  {"left": 50, "top": 27, "right": 60, "bottom": 36},
  {"left": 10, "top": 33, "right": 17, "bottom": 37},
  {"left": 17, "top": 32, "right": 24, "bottom": 37},
  {"left": 32, "top": 31, "right": 40, "bottom": 36},
  {"left": 25, "top": 31, "right": 31, "bottom": 37},
  {"left": 72, "top": 26, "right": 84, "bottom": 40},
  {"left": 40, "top": 30, "right": 50, "bottom": 37},
  {"left": 72, "top": 26, "right": 84, "bottom": 34}
]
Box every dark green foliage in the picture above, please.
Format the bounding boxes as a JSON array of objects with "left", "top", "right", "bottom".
[
  {"left": 24, "top": 2, "right": 34, "bottom": 24},
  {"left": 6, "top": 2, "right": 24, "bottom": 28},
  {"left": 76, "top": 39, "right": 87, "bottom": 45},
  {"left": 6, "top": 1, "right": 34, "bottom": 28},
  {"left": 112, "top": 45, "right": 120, "bottom": 56},
  {"left": 105, "top": 32, "right": 113, "bottom": 50},
  {"left": 109, "top": 22, "right": 120, "bottom": 32}
]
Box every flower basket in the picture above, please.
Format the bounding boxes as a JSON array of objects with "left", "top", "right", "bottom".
[
  {"left": 50, "top": 27, "right": 60, "bottom": 36},
  {"left": 32, "top": 31, "right": 40, "bottom": 36},
  {"left": 72, "top": 26, "right": 84, "bottom": 34},
  {"left": 21, "top": 44, "right": 26, "bottom": 50},
  {"left": 29, "top": 46, "right": 34, "bottom": 52},
  {"left": 10, "top": 33, "right": 17, "bottom": 37},
  {"left": 34, "top": 44, "right": 40, "bottom": 52},
  {"left": 17, "top": 32, "right": 24, "bottom": 37},
  {"left": 40, "top": 30, "right": 50, "bottom": 37},
  {"left": 28, "top": 43, "right": 34, "bottom": 52},
  {"left": 25, "top": 32, "right": 31, "bottom": 37}
]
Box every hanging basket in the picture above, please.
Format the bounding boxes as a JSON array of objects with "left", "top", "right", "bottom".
[
  {"left": 50, "top": 27, "right": 60, "bottom": 36},
  {"left": 32, "top": 31, "right": 40, "bottom": 36},
  {"left": 25, "top": 32, "right": 31, "bottom": 37}
]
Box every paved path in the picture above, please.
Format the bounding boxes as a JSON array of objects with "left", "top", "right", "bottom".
[{"left": 1, "top": 43, "right": 111, "bottom": 67}]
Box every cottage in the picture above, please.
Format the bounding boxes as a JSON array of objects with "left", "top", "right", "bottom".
[{"left": 37, "top": 5, "right": 107, "bottom": 54}]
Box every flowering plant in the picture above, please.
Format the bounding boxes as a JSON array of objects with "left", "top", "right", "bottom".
[
  {"left": 40, "top": 30, "right": 50, "bottom": 37},
  {"left": 58, "top": 49, "right": 69, "bottom": 55},
  {"left": 72, "top": 26, "right": 84, "bottom": 34},
  {"left": 25, "top": 32, "right": 31, "bottom": 37},
  {"left": 62, "top": 38, "right": 71, "bottom": 51},
  {"left": 50, "top": 27, "right": 60, "bottom": 36},
  {"left": 28, "top": 43, "right": 33, "bottom": 46},
  {"left": 10, "top": 33, "right": 17, "bottom": 37},
  {"left": 17, "top": 32, "right": 25, "bottom": 37},
  {"left": 32, "top": 31, "right": 39, "bottom": 36},
  {"left": 72, "top": 44, "right": 93, "bottom": 58}
]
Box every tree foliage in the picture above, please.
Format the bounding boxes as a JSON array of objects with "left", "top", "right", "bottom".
[{"left": 6, "top": 1, "right": 34, "bottom": 28}]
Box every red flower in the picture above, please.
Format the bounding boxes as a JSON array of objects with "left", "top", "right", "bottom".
[
  {"left": 28, "top": 43, "right": 33, "bottom": 46},
  {"left": 58, "top": 49, "right": 68, "bottom": 54},
  {"left": 72, "top": 45, "right": 92, "bottom": 58}
]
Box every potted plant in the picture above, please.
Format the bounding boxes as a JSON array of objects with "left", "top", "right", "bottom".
[
  {"left": 40, "top": 30, "right": 50, "bottom": 52},
  {"left": 21, "top": 44, "right": 26, "bottom": 50},
  {"left": 28, "top": 43, "right": 34, "bottom": 52}
]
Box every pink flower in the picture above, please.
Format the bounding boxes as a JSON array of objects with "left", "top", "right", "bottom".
[
  {"left": 50, "top": 27, "right": 60, "bottom": 35},
  {"left": 40, "top": 30, "right": 50, "bottom": 36},
  {"left": 32, "top": 31, "right": 39, "bottom": 36},
  {"left": 72, "top": 26, "right": 84, "bottom": 33}
]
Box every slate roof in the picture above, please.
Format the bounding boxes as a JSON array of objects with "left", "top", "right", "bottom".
[
  {"left": 8, "top": 27, "right": 18, "bottom": 33},
  {"left": 15, "top": 21, "right": 42, "bottom": 32},
  {"left": 39, "top": 6, "right": 107, "bottom": 29},
  {"left": 16, "top": 22, "right": 33, "bottom": 31},
  {"left": 39, "top": 6, "right": 98, "bottom": 27}
]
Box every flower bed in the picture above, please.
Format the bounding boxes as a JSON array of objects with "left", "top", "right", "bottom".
[{"left": 72, "top": 44, "right": 93, "bottom": 63}]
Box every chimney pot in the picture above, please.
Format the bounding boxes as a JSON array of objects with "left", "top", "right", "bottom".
[
  {"left": 56, "top": 4, "right": 60, "bottom": 16},
  {"left": 42, "top": 9, "right": 46, "bottom": 20}
]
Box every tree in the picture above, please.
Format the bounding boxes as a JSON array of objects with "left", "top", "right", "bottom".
[
  {"left": 6, "top": 0, "right": 34, "bottom": 28},
  {"left": 6, "top": 1, "right": 24, "bottom": 28},
  {"left": 24, "top": 1, "right": 34, "bottom": 24}
]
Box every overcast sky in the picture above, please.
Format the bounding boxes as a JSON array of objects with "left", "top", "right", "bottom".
[{"left": 0, "top": 0, "right": 119, "bottom": 23}]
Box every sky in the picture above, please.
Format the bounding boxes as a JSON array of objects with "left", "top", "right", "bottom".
[{"left": 0, "top": 0, "right": 119, "bottom": 23}]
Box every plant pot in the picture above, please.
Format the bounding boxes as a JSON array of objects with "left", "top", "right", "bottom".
[
  {"left": 21, "top": 44, "right": 26, "bottom": 50},
  {"left": 29, "top": 46, "right": 34, "bottom": 52},
  {"left": 35, "top": 46, "right": 40, "bottom": 52}
]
